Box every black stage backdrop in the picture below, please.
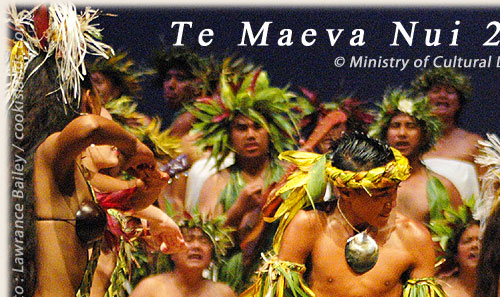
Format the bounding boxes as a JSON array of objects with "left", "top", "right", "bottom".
[{"left": 89, "top": 6, "right": 500, "bottom": 135}]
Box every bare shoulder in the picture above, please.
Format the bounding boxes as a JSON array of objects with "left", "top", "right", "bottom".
[
  {"left": 394, "top": 211, "right": 432, "bottom": 247},
  {"left": 131, "top": 274, "right": 170, "bottom": 297},
  {"left": 288, "top": 209, "right": 325, "bottom": 234},
  {"left": 35, "top": 132, "right": 60, "bottom": 161},
  {"left": 455, "top": 128, "right": 483, "bottom": 149},
  {"left": 210, "top": 281, "right": 238, "bottom": 297},
  {"left": 278, "top": 208, "right": 326, "bottom": 263}
]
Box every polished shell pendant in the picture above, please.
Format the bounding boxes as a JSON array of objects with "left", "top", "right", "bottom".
[{"left": 345, "top": 232, "right": 379, "bottom": 274}]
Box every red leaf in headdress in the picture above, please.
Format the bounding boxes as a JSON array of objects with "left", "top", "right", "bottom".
[
  {"left": 33, "top": 5, "right": 49, "bottom": 49},
  {"left": 195, "top": 96, "right": 213, "bottom": 104},
  {"left": 182, "top": 210, "right": 193, "bottom": 220},
  {"left": 212, "top": 111, "right": 230, "bottom": 123},
  {"left": 248, "top": 68, "right": 262, "bottom": 94},
  {"left": 299, "top": 86, "right": 319, "bottom": 107}
]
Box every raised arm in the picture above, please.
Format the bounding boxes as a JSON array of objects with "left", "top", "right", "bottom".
[{"left": 51, "top": 114, "right": 153, "bottom": 193}]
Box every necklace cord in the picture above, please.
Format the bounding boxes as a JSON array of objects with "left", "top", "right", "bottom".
[{"left": 336, "top": 199, "right": 361, "bottom": 234}]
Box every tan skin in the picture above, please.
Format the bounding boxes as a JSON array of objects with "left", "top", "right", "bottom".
[
  {"left": 90, "top": 71, "right": 122, "bottom": 104},
  {"left": 33, "top": 114, "right": 183, "bottom": 297},
  {"left": 438, "top": 224, "right": 480, "bottom": 297},
  {"left": 199, "top": 115, "right": 270, "bottom": 221},
  {"left": 423, "top": 85, "right": 483, "bottom": 165},
  {"left": 82, "top": 146, "right": 185, "bottom": 297},
  {"left": 130, "top": 227, "right": 237, "bottom": 297},
  {"left": 386, "top": 113, "right": 462, "bottom": 223},
  {"left": 278, "top": 186, "right": 436, "bottom": 297}
]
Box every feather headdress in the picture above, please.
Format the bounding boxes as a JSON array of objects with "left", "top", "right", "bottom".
[{"left": 474, "top": 133, "right": 500, "bottom": 233}]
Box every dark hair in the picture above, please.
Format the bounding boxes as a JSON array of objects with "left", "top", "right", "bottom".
[
  {"left": 152, "top": 47, "right": 202, "bottom": 87},
  {"left": 380, "top": 112, "right": 433, "bottom": 157},
  {"left": 328, "top": 131, "right": 394, "bottom": 171},
  {"left": 476, "top": 205, "right": 500, "bottom": 297},
  {"left": 448, "top": 220, "right": 480, "bottom": 271},
  {"left": 14, "top": 53, "right": 92, "bottom": 297}
]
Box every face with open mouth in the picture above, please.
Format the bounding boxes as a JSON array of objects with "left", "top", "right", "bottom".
[
  {"left": 427, "top": 84, "right": 460, "bottom": 120},
  {"left": 456, "top": 223, "right": 480, "bottom": 270},
  {"left": 171, "top": 227, "right": 213, "bottom": 270},
  {"left": 386, "top": 113, "right": 422, "bottom": 160}
]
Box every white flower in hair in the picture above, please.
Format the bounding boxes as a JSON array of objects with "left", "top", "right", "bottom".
[{"left": 397, "top": 98, "right": 414, "bottom": 115}]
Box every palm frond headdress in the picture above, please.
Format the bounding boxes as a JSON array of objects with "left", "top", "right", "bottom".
[
  {"left": 411, "top": 68, "right": 472, "bottom": 102},
  {"left": 428, "top": 196, "right": 478, "bottom": 272},
  {"left": 178, "top": 212, "right": 234, "bottom": 265},
  {"left": 187, "top": 62, "right": 307, "bottom": 169},
  {"left": 90, "top": 52, "right": 152, "bottom": 98}
]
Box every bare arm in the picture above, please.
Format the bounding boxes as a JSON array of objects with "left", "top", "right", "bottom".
[
  {"left": 129, "top": 276, "right": 161, "bottom": 297},
  {"left": 404, "top": 218, "right": 436, "bottom": 279},
  {"left": 278, "top": 210, "right": 320, "bottom": 264},
  {"left": 53, "top": 114, "right": 151, "bottom": 193},
  {"left": 224, "top": 182, "right": 263, "bottom": 229},
  {"left": 199, "top": 173, "right": 227, "bottom": 216},
  {"left": 128, "top": 205, "right": 185, "bottom": 254}
]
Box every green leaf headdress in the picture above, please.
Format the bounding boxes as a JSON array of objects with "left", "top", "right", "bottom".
[
  {"left": 474, "top": 133, "right": 500, "bottom": 233},
  {"left": 369, "top": 88, "right": 442, "bottom": 155},
  {"left": 188, "top": 63, "right": 306, "bottom": 169},
  {"left": 178, "top": 212, "right": 234, "bottom": 265},
  {"left": 428, "top": 196, "right": 478, "bottom": 272},
  {"left": 411, "top": 68, "right": 472, "bottom": 102},
  {"left": 90, "top": 52, "right": 152, "bottom": 98},
  {"left": 152, "top": 46, "right": 220, "bottom": 97}
]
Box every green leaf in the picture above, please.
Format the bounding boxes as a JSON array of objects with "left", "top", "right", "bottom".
[
  {"left": 427, "top": 175, "right": 451, "bottom": 221},
  {"left": 306, "top": 155, "right": 327, "bottom": 206}
]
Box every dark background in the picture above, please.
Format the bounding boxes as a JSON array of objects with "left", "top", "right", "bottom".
[{"left": 91, "top": 6, "right": 500, "bottom": 135}]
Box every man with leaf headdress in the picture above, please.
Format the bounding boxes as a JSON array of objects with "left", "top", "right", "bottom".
[
  {"left": 369, "top": 88, "right": 462, "bottom": 224},
  {"left": 189, "top": 67, "right": 306, "bottom": 291},
  {"left": 242, "top": 132, "right": 445, "bottom": 297}
]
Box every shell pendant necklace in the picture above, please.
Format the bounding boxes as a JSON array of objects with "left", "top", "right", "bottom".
[{"left": 337, "top": 199, "right": 379, "bottom": 274}]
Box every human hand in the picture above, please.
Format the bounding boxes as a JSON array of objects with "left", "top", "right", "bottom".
[
  {"left": 238, "top": 182, "right": 264, "bottom": 211},
  {"left": 149, "top": 214, "right": 185, "bottom": 254},
  {"left": 124, "top": 141, "right": 156, "bottom": 176}
]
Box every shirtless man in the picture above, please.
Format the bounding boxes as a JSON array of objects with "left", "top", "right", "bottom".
[
  {"left": 370, "top": 89, "right": 462, "bottom": 223},
  {"left": 243, "top": 132, "right": 444, "bottom": 297},
  {"left": 412, "top": 68, "right": 483, "bottom": 201},
  {"left": 130, "top": 217, "right": 237, "bottom": 297}
]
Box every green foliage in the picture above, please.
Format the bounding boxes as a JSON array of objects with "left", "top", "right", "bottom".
[
  {"left": 369, "top": 88, "right": 442, "bottom": 155},
  {"left": 411, "top": 67, "right": 472, "bottom": 100},
  {"left": 188, "top": 64, "right": 311, "bottom": 169}
]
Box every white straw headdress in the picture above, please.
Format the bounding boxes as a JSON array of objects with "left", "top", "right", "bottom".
[{"left": 8, "top": 3, "right": 114, "bottom": 112}]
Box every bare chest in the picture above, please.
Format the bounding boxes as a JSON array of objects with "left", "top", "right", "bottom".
[{"left": 309, "top": 233, "right": 411, "bottom": 297}]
